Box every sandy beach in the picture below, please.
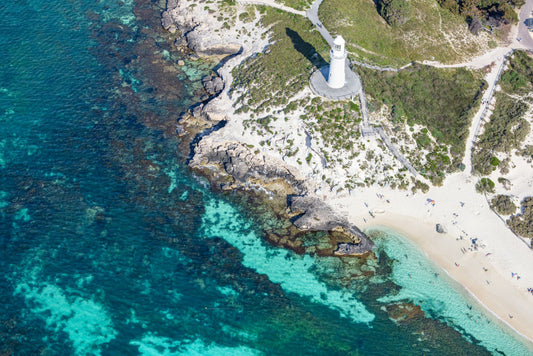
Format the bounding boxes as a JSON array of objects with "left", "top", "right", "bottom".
[
  {"left": 327, "top": 172, "right": 533, "bottom": 344},
  {"left": 166, "top": 0, "right": 533, "bottom": 346}
]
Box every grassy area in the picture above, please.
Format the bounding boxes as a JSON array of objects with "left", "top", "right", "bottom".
[
  {"left": 319, "top": 0, "right": 490, "bottom": 64},
  {"left": 302, "top": 98, "right": 362, "bottom": 154},
  {"left": 232, "top": 8, "right": 328, "bottom": 113},
  {"left": 472, "top": 93, "right": 529, "bottom": 175},
  {"left": 276, "top": 0, "right": 313, "bottom": 10},
  {"left": 359, "top": 64, "right": 485, "bottom": 163},
  {"left": 499, "top": 50, "right": 533, "bottom": 95}
]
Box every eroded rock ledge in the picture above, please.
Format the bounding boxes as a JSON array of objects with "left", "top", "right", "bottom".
[
  {"left": 190, "top": 140, "right": 306, "bottom": 195},
  {"left": 164, "top": 0, "right": 374, "bottom": 255},
  {"left": 162, "top": 0, "right": 242, "bottom": 58},
  {"left": 188, "top": 135, "right": 374, "bottom": 255},
  {"left": 288, "top": 196, "right": 374, "bottom": 255}
]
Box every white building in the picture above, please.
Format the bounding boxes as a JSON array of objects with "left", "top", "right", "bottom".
[{"left": 328, "top": 36, "right": 346, "bottom": 89}]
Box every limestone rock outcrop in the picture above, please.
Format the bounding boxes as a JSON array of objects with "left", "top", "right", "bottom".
[
  {"left": 189, "top": 140, "right": 306, "bottom": 196},
  {"left": 202, "top": 75, "right": 224, "bottom": 96},
  {"left": 288, "top": 196, "right": 374, "bottom": 254},
  {"left": 161, "top": 0, "right": 242, "bottom": 58}
]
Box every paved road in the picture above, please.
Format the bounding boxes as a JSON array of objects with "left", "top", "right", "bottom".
[
  {"left": 306, "top": 0, "right": 335, "bottom": 47},
  {"left": 518, "top": 0, "right": 533, "bottom": 50},
  {"left": 237, "top": 0, "right": 421, "bottom": 176}
]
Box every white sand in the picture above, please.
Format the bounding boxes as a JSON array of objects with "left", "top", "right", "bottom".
[
  {"left": 325, "top": 172, "right": 533, "bottom": 343},
  {"left": 175, "top": 0, "right": 533, "bottom": 343}
]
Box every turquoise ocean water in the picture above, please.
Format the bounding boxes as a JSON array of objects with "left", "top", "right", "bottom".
[{"left": 1, "top": 0, "right": 532, "bottom": 354}]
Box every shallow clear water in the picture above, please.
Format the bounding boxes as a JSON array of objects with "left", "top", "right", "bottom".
[
  {"left": 370, "top": 227, "right": 533, "bottom": 355},
  {"left": 0, "top": 0, "right": 531, "bottom": 355}
]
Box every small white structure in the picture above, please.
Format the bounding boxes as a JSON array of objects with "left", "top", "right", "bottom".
[{"left": 327, "top": 36, "right": 346, "bottom": 89}]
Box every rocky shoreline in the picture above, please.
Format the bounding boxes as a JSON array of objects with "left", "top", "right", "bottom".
[{"left": 161, "top": 0, "right": 374, "bottom": 256}]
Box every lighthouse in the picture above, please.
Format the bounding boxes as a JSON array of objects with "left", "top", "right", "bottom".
[{"left": 328, "top": 36, "right": 346, "bottom": 89}]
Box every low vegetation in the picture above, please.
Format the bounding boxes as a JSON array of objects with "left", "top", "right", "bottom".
[
  {"left": 320, "top": 0, "right": 491, "bottom": 64},
  {"left": 276, "top": 0, "right": 313, "bottom": 10},
  {"left": 232, "top": 9, "right": 327, "bottom": 113},
  {"left": 507, "top": 197, "right": 533, "bottom": 239},
  {"left": 499, "top": 50, "right": 533, "bottom": 95},
  {"left": 359, "top": 64, "right": 485, "bottom": 172},
  {"left": 490, "top": 194, "right": 516, "bottom": 215},
  {"left": 472, "top": 93, "right": 529, "bottom": 175},
  {"left": 476, "top": 177, "right": 495, "bottom": 193},
  {"left": 301, "top": 98, "right": 362, "bottom": 154}
]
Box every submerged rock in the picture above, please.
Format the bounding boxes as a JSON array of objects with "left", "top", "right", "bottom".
[
  {"left": 334, "top": 243, "right": 369, "bottom": 256},
  {"left": 386, "top": 303, "right": 424, "bottom": 323}
]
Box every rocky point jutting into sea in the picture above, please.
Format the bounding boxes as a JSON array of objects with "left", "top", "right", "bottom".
[
  {"left": 4, "top": 0, "right": 533, "bottom": 354},
  {"left": 157, "top": 0, "right": 533, "bottom": 352},
  {"left": 162, "top": 0, "right": 374, "bottom": 256}
]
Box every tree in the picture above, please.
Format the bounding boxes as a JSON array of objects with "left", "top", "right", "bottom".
[
  {"left": 490, "top": 194, "right": 516, "bottom": 215},
  {"left": 476, "top": 178, "right": 495, "bottom": 193},
  {"left": 379, "top": 0, "right": 411, "bottom": 27}
]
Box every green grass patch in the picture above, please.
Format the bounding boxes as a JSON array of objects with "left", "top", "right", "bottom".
[
  {"left": 473, "top": 93, "right": 529, "bottom": 175},
  {"left": 499, "top": 50, "right": 533, "bottom": 95},
  {"left": 319, "top": 0, "right": 489, "bottom": 64},
  {"left": 276, "top": 0, "right": 313, "bottom": 10},
  {"left": 359, "top": 64, "right": 485, "bottom": 160},
  {"left": 232, "top": 9, "right": 328, "bottom": 112}
]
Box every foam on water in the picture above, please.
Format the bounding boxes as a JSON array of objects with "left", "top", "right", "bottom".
[
  {"left": 201, "top": 198, "right": 375, "bottom": 323},
  {"left": 372, "top": 226, "right": 532, "bottom": 355},
  {"left": 14, "top": 275, "right": 117, "bottom": 355},
  {"left": 130, "top": 333, "right": 262, "bottom": 356}
]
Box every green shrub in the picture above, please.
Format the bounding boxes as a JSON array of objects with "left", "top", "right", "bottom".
[
  {"left": 491, "top": 194, "right": 516, "bottom": 215},
  {"left": 360, "top": 64, "right": 485, "bottom": 165},
  {"left": 500, "top": 51, "right": 533, "bottom": 95},
  {"left": 476, "top": 178, "right": 495, "bottom": 193},
  {"left": 378, "top": 0, "right": 410, "bottom": 26},
  {"left": 507, "top": 197, "right": 533, "bottom": 238},
  {"left": 473, "top": 93, "right": 529, "bottom": 175}
]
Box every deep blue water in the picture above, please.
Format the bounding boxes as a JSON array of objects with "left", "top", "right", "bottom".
[{"left": 1, "top": 1, "right": 531, "bottom": 355}]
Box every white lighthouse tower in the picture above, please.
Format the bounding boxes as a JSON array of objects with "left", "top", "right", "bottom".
[{"left": 327, "top": 36, "right": 346, "bottom": 89}]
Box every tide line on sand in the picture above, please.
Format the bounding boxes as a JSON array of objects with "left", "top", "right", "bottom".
[{"left": 371, "top": 226, "right": 533, "bottom": 355}]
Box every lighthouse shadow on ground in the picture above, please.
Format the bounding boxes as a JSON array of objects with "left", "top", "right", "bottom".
[{"left": 286, "top": 27, "right": 327, "bottom": 70}]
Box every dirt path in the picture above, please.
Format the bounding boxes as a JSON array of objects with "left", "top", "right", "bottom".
[
  {"left": 462, "top": 54, "right": 510, "bottom": 174},
  {"left": 237, "top": 0, "right": 306, "bottom": 16},
  {"left": 235, "top": 0, "right": 528, "bottom": 176}
]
